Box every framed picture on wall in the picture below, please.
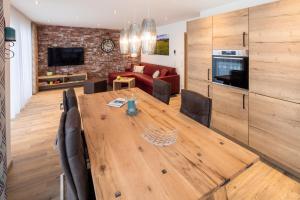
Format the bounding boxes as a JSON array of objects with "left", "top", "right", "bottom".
[{"left": 154, "top": 34, "right": 169, "bottom": 56}]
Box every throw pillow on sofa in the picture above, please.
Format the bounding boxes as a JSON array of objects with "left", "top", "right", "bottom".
[
  {"left": 152, "top": 70, "right": 160, "bottom": 78},
  {"left": 133, "top": 66, "right": 144, "bottom": 73},
  {"left": 160, "top": 68, "right": 169, "bottom": 77}
]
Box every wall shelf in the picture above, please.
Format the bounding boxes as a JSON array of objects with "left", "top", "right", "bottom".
[{"left": 38, "top": 73, "right": 87, "bottom": 91}]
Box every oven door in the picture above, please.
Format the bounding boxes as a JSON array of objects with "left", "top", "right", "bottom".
[{"left": 212, "top": 56, "right": 249, "bottom": 89}]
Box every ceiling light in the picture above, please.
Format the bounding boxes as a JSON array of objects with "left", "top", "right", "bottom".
[
  {"left": 120, "top": 28, "right": 129, "bottom": 54},
  {"left": 35, "top": 0, "right": 39, "bottom": 5},
  {"left": 128, "top": 23, "right": 141, "bottom": 57},
  {"left": 141, "top": 18, "right": 156, "bottom": 55},
  {"left": 114, "top": 10, "right": 117, "bottom": 15}
]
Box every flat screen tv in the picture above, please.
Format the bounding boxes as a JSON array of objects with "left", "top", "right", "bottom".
[{"left": 48, "top": 47, "right": 84, "bottom": 67}]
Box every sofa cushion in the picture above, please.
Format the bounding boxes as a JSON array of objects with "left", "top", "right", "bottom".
[
  {"left": 160, "top": 68, "right": 169, "bottom": 77},
  {"left": 133, "top": 65, "right": 145, "bottom": 73},
  {"left": 109, "top": 72, "right": 134, "bottom": 79},
  {"left": 143, "top": 64, "right": 158, "bottom": 76},
  {"left": 140, "top": 62, "right": 177, "bottom": 76},
  {"left": 157, "top": 65, "right": 177, "bottom": 75},
  {"left": 134, "top": 74, "right": 153, "bottom": 86},
  {"left": 152, "top": 70, "right": 160, "bottom": 78}
]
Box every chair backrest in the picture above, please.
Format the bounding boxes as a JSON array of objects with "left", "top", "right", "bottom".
[
  {"left": 57, "top": 112, "right": 78, "bottom": 200},
  {"left": 63, "top": 88, "right": 78, "bottom": 112},
  {"left": 65, "top": 107, "right": 89, "bottom": 200},
  {"left": 180, "top": 89, "right": 212, "bottom": 127},
  {"left": 153, "top": 79, "right": 171, "bottom": 104}
]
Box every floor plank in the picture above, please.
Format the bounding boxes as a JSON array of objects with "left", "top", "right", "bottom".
[
  {"left": 210, "top": 161, "right": 300, "bottom": 200},
  {"left": 7, "top": 88, "right": 83, "bottom": 200}
]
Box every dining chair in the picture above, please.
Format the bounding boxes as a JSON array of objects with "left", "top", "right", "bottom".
[
  {"left": 57, "top": 111, "right": 77, "bottom": 200},
  {"left": 61, "top": 88, "right": 78, "bottom": 112},
  {"left": 180, "top": 89, "right": 212, "bottom": 128},
  {"left": 57, "top": 107, "right": 95, "bottom": 200},
  {"left": 153, "top": 79, "right": 172, "bottom": 104}
]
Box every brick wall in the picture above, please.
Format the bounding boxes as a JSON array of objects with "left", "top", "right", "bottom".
[{"left": 37, "top": 25, "right": 140, "bottom": 78}]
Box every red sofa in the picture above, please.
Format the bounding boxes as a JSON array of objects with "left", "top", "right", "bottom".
[{"left": 108, "top": 62, "right": 180, "bottom": 95}]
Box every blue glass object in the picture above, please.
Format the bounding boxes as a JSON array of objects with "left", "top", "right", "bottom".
[
  {"left": 5, "top": 27, "right": 16, "bottom": 42},
  {"left": 127, "top": 99, "right": 137, "bottom": 116}
]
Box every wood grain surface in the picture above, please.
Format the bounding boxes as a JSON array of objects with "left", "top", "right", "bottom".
[{"left": 79, "top": 88, "right": 258, "bottom": 200}]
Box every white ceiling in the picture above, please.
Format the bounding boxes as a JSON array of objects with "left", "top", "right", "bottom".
[{"left": 11, "top": 0, "right": 240, "bottom": 29}]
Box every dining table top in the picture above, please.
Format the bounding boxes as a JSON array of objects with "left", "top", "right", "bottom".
[{"left": 78, "top": 88, "right": 259, "bottom": 200}]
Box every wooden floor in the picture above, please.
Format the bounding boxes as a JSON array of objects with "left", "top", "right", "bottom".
[{"left": 7, "top": 87, "right": 300, "bottom": 200}]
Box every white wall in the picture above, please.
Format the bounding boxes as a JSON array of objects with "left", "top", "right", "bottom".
[
  {"left": 141, "top": 21, "right": 186, "bottom": 89},
  {"left": 141, "top": 0, "right": 278, "bottom": 91}
]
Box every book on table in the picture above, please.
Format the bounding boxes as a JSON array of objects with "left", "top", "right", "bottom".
[{"left": 107, "top": 98, "right": 127, "bottom": 108}]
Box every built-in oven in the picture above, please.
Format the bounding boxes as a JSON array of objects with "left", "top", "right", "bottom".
[{"left": 212, "top": 50, "right": 249, "bottom": 90}]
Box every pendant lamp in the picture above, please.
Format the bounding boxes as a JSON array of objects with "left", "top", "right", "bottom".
[
  {"left": 128, "top": 23, "right": 141, "bottom": 57},
  {"left": 141, "top": 18, "right": 156, "bottom": 54},
  {"left": 119, "top": 28, "right": 129, "bottom": 54}
]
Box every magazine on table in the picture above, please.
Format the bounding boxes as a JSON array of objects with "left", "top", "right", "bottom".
[{"left": 107, "top": 98, "right": 127, "bottom": 108}]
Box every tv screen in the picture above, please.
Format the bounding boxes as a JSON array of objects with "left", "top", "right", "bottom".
[{"left": 48, "top": 47, "right": 84, "bottom": 67}]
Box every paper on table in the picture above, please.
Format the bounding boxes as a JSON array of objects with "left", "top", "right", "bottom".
[{"left": 107, "top": 98, "right": 127, "bottom": 108}]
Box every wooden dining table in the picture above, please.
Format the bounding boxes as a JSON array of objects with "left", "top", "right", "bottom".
[{"left": 78, "top": 88, "right": 259, "bottom": 200}]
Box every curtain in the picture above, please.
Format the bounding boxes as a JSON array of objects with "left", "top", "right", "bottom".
[
  {"left": 10, "top": 7, "right": 32, "bottom": 119},
  {"left": 0, "top": 0, "right": 7, "bottom": 199}
]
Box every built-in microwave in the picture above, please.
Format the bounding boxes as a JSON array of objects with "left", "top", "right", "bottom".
[{"left": 212, "top": 50, "right": 249, "bottom": 90}]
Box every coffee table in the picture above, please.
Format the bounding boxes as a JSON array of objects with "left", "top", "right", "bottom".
[{"left": 113, "top": 77, "right": 135, "bottom": 91}]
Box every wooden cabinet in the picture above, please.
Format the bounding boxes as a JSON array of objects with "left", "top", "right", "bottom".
[
  {"left": 187, "top": 17, "right": 212, "bottom": 97},
  {"left": 249, "top": 0, "right": 300, "bottom": 103},
  {"left": 188, "top": 80, "right": 212, "bottom": 98},
  {"left": 211, "top": 84, "right": 249, "bottom": 144},
  {"left": 213, "top": 9, "right": 249, "bottom": 50},
  {"left": 249, "top": 93, "right": 300, "bottom": 176}
]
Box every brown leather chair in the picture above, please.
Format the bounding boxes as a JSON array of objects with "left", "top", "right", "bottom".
[
  {"left": 180, "top": 89, "right": 212, "bottom": 127},
  {"left": 57, "top": 108, "right": 95, "bottom": 200},
  {"left": 153, "top": 79, "right": 172, "bottom": 104}
]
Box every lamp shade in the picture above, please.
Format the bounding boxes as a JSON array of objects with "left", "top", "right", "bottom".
[
  {"left": 141, "top": 18, "right": 156, "bottom": 55},
  {"left": 120, "top": 28, "right": 129, "bottom": 54},
  {"left": 128, "top": 23, "right": 141, "bottom": 57},
  {"left": 5, "top": 27, "right": 16, "bottom": 42}
]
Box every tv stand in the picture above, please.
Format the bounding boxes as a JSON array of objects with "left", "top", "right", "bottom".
[{"left": 38, "top": 73, "right": 87, "bottom": 91}]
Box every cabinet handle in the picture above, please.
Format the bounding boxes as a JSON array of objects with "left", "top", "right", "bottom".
[
  {"left": 208, "top": 85, "right": 210, "bottom": 97},
  {"left": 242, "top": 94, "right": 245, "bottom": 109},
  {"left": 208, "top": 69, "right": 210, "bottom": 81},
  {"left": 242, "top": 32, "right": 246, "bottom": 47}
]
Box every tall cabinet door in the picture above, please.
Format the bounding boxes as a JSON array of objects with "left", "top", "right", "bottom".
[
  {"left": 213, "top": 9, "right": 249, "bottom": 50},
  {"left": 211, "top": 84, "right": 249, "bottom": 145},
  {"left": 249, "top": 0, "right": 300, "bottom": 177},
  {"left": 249, "top": 0, "right": 300, "bottom": 103},
  {"left": 187, "top": 17, "right": 212, "bottom": 97},
  {"left": 249, "top": 93, "right": 300, "bottom": 176},
  {"left": 188, "top": 81, "right": 212, "bottom": 98}
]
